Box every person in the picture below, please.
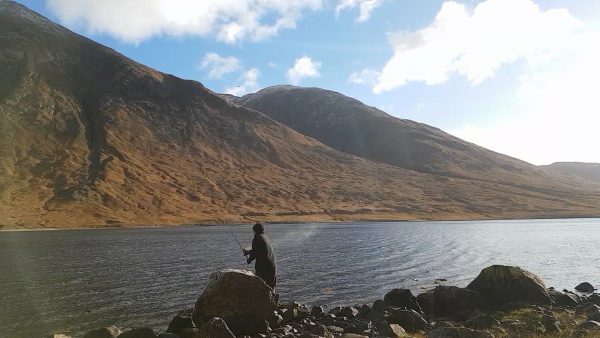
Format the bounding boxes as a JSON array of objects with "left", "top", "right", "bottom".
[{"left": 243, "top": 222, "right": 277, "bottom": 289}]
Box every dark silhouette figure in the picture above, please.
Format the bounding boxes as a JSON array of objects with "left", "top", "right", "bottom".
[{"left": 243, "top": 222, "right": 277, "bottom": 289}]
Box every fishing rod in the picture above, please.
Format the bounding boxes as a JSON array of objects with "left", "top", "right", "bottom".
[{"left": 231, "top": 231, "right": 248, "bottom": 256}]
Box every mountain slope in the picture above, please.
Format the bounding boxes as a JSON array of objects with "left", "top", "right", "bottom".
[
  {"left": 2, "top": 2, "right": 600, "bottom": 228},
  {"left": 541, "top": 162, "right": 600, "bottom": 184},
  {"left": 234, "top": 86, "right": 561, "bottom": 187}
]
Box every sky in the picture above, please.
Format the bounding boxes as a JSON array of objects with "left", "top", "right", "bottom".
[{"left": 14, "top": 0, "right": 600, "bottom": 165}]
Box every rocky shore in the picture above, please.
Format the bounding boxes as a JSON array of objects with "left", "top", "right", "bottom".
[{"left": 48, "top": 265, "right": 600, "bottom": 338}]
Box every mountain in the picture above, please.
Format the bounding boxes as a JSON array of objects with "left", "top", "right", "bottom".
[
  {"left": 2, "top": 1, "right": 600, "bottom": 228},
  {"left": 541, "top": 162, "right": 600, "bottom": 184},
  {"left": 234, "top": 86, "right": 552, "bottom": 185}
]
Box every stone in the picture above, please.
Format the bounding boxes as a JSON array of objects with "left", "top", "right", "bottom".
[
  {"left": 167, "top": 309, "right": 195, "bottom": 335},
  {"left": 588, "top": 310, "right": 600, "bottom": 322},
  {"left": 579, "top": 321, "right": 600, "bottom": 331},
  {"left": 388, "top": 323, "right": 407, "bottom": 337},
  {"left": 372, "top": 299, "right": 385, "bottom": 311},
  {"left": 311, "top": 306, "right": 325, "bottom": 317},
  {"left": 283, "top": 309, "right": 299, "bottom": 322},
  {"left": 386, "top": 308, "right": 427, "bottom": 332},
  {"left": 429, "top": 327, "right": 495, "bottom": 338},
  {"left": 269, "top": 313, "right": 284, "bottom": 328},
  {"left": 575, "top": 303, "right": 600, "bottom": 315},
  {"left": 118, "top": 328, "right": 157, "bottom": 338},
  {"left": 157, "top": 334, "right": 179, "bottom": 338},
  {"left": 46, "top": 335, "right": 71, "bottom": 338},
  {"left": 196, "top": 317, "right": 236, "bottom": 338},
  {"left": 466, "top": 314, "right": 500, "bottom": 330},
  {"left": 383, "top": 289, "right": 422, "bottom": 313},
  {"left": 179, "top": 328, "right": 201, "bottom": 338},
  {"left": 588, "top": 294, "right": 600, "bottom": 305},
  {"left": 420, "top": 286, "right": 486, "bottom": 321},
  {"left": 340, "top": 306, "right": 359, "bottom": 319},
  {"left": 83, "top": 326, "right": 123, "bottom": 338},
  {"left": 327, "top": 326, "right": 344, "bottom": 334},
  {"left": 338, "top": 334, "right": 368, "bottom": 338},
  {"left": 192, "top": 270, "right": 277, "bottom": 335},
  {"left": 576, "top": 282, "right": 596, "bottom": 293},
  {"left": 466, "top": 265, "right": 551, "bottom": 307},
  {"left": 547, "top": 289, "right": 579, "bottom": 307},
  {"left": 432, "top": 321, "right": 455, "bottom": 329}
]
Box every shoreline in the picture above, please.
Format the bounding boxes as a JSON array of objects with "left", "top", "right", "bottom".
[{"left": 2, "top": 215, "right": 600, "bottom": 232}]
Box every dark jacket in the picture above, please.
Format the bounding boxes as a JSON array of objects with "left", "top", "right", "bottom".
[{"left": 247, "top": 232, "right": 276, "bottom": 288}]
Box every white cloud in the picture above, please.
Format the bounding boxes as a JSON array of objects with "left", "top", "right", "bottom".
[
  {"left": 348, "top": 68, "right": 380, "bottom": 85},
  {"left": 46, "top": 0, "right": 323, "bottom": 44},
  {"left": 286, "top": 56, "right": 321, "bottom": 85},
  {"left": 373, "top": 0, "right": 581, "bottom": 93},
  {"left": 198, "top": 53, "right": 241, "bottom": 78},
  {"left": 450, "top": 28, "right": 600, "bottom": 165},
  {"left": 225, "top": 68, "right": 261, "bottom": 96},
  {"left": 335, "top": 0, "right": 382, "bottom": 22}
]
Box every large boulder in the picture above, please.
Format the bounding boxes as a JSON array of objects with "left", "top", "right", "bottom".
[
  {"left": 466, "top": 265, "right": 551, "bottom": 307},
  {"left": 384, "top": 289, "right": 422, "bottom": 313},
  {"left": 192, "top": 269, "right": 277, "bottom": 335},
  {"left": 547, "top": 289, "right": 579, "bottom": 307},
  {"left": 418, "top": 286, "right": 486, "bottom": 321},
  {"left": 576, "top": 282, "right": 596, "bottom": 293},
  {"left": 386, "top": 308, "right": 427, "bottom": 332}
]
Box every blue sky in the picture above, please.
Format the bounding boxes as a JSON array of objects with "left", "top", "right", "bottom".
[{"left": 14, "top": 0, "right": 600, "bottom": 165}]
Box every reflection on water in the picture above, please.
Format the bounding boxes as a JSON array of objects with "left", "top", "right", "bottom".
[{"left": 1, "top": 218, "right": 599, "bottom": 337}]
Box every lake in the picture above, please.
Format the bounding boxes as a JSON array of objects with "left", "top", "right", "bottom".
[{"left": 1, "top": 218, "right": 599, "bottom": 337}]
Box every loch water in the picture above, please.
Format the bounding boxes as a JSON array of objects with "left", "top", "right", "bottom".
[{"left": 1, "top": 218, "right": 599, "bottom": 337}]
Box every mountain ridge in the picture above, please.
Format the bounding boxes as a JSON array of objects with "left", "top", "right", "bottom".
[{"left": 2, "top": 1, "right": 600, "bottom": 228}]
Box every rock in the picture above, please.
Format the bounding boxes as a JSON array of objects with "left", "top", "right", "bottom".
[
  {"left": 83, "top": 326, "right": 123, "bottom": 338},
  {"left": 389, "top": 323, "right": 407, "bottom": 337},
  {"left": 269, "top": 313, "right": 284, "bottom": 328},
  {"left": 372, "top": 299, "right": 385, "bottom": 311},
  {"left": 419, "top": 286, "right": 486, "bottom": 321},
  {"left": 167, "top": 309, "right": 195, "bottom": 335},
  {"left": 118, "top": 328, "right": 157, "bottom": 338},
  {"left": 466, "top": 314, "right": 500, "bottom": 330},
  {"left": 540, "top": 314, "right": 561, "bottom": 333},
  {"left": 197, "top": 318, "right": 236, "bottom": 338},
  {"left": 578, "top": 320, "right": 600, "bottom": 331},
  {"left": 311, "top": 306, "right": 325, "bottom": 317},
  {"left": 466, "top": 265, "right": 551, "bottom": 307},
  {"left": 547, "top": 289, "right": 579, "bottom": 307},
  {"left": 157, "top": 334, "right": 179, "bottom": 338},
  {"left": 179, "top": 328, "right": 201, "bottom": 338},
  {"left": 297, "top": 333, "right": 320, "bottom": 338},
  {"left": 283, "top": 308, "right": 298, "bottom": 322},
  {"left": 384, "top": 289, "right": 422, "bottom": 313},
  {"left": 327, "top": 326, "right": 344, "bottom": 334},
  {"left": 576, "top": 282, "right": 596, "bottom": 293},
  {"left": 428, "top": 327, "right": 495, "bottom": 338},
  {"left": 588, "top": 310, "right": 600, "bottom": 322},
  {"left": 589, "top": 294, "right": 600, "bottom": 305},
  {"left": 338, "top": 334, "right": 368, "bottom": 338},
  {"left": 340, "top": 306, "right": 359, "bottom": 319},
  {"left": 329, "top": 307, "right": 341, "bottom": 316},
  {"left": 432, "top": 321, "right": 455, "bottom": 329},
  {"left": 310, "top": 324, "right": 328, "bottom": 336},
  {"left": 192, "top": 269, "right": 277, "bottom": 335},
  {"left": 575, "top": 303, "right": 600, "bottom": 315},
  {"left": 386, "top": 308, "right": 427, "bottom": 332},
  {"left": 46, "top": 335, "right": 71, "bottom": 338}
]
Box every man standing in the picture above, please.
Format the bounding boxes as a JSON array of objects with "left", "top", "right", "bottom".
[{"left": 243, "top": 222, "right": 277, "bottom": 289}]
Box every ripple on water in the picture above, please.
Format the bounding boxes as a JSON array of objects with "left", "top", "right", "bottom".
[{"left": 1, "top": 219, "right": 600, "bottom": 337}]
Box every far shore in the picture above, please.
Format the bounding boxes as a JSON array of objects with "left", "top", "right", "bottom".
[{"left": 2, "top": 215, "right": 600, "bottom": 232}]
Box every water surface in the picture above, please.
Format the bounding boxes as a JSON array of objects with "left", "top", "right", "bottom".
[{"left": 1, "top": 218, "right": 599, "bottom": 337}]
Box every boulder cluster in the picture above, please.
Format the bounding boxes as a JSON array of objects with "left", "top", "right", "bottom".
[{"left": 49, "top": 266, "right": 599, "bottom": 338}]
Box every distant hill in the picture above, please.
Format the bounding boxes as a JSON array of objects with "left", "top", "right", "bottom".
[
  {"left": 2, "top": 1, "right": 600, "bottom": 228},
  {"left": 234, "top": 86, "right": 565, "bottom": 187},
  {"left": 541, "top": 162, "right": 600, "bottom": 184}
]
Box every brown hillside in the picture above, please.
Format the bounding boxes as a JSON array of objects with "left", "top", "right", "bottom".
[{"left": 1, "top": 2, "right": 600, "bottom": 228}]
